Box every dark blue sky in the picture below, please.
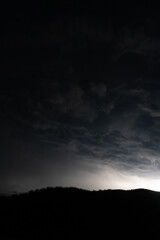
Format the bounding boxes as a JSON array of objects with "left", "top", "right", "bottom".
[{"left": 1, "top": 1, "right": 160, "bottom": 193}]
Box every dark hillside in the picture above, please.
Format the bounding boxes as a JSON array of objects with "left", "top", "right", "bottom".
[{"left": 0, "top": 187, "right": 160, "bottom": 239}]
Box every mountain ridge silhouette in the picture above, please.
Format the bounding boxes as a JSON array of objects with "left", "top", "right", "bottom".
[{"left": 0, "top": 187, "right": 160, "bottom": 239}]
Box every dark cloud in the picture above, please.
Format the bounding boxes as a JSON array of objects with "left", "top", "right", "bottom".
[
  {"left": 1, "top": 1, "right": 160, "bottom": 192},
  {"left": 90, "top": 82, "right": 107, "bottom": 98},
  {"left": 135, "top": 113, "right": 154, "bottom": 131}
]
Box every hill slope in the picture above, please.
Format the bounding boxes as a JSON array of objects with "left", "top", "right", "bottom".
[{"left": 0, "top": 187, "right": 160, "bottom": 239}]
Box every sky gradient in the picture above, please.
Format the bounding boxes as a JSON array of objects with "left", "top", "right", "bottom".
[{"left": 1, "top": 1, "right": 160, "bottom": 193}]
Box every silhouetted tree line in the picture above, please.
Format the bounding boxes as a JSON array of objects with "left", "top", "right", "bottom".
[{"left": 0, "top": 187, "right": 160, "bottom": 239}]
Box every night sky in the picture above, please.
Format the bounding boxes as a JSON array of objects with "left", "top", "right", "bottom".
[{"left": 1, "top": 1, "right": 160, "bottom": 194}]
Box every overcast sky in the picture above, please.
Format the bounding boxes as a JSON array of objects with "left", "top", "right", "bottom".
[{"left": 1, "top": 1, "right": 160, "bottom": 194}]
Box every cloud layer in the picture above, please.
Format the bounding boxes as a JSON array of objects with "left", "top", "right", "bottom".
[{"left": 1, "top": 2, "right": 160, "bottom": 193}]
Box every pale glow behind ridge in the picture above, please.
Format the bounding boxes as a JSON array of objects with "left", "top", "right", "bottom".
[{"left": 70, "top": 164, "right": 160, "bottom": 192}]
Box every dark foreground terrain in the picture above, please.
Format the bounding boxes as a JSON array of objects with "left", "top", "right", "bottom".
[{"left": 1, "top": 187, "right": 160, "bottom": 239}]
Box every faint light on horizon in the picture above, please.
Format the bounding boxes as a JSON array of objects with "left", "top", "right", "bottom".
[
  {"left": 72, "top": 165, "right": 160, "bottom": 192},
  {"left": 96, "top": 167, "right": 160, "bottom": 192}
]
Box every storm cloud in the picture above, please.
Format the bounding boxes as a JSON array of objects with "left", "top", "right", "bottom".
[{"left": 1, "top": 1, "right": 160, "bottom": 193}]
